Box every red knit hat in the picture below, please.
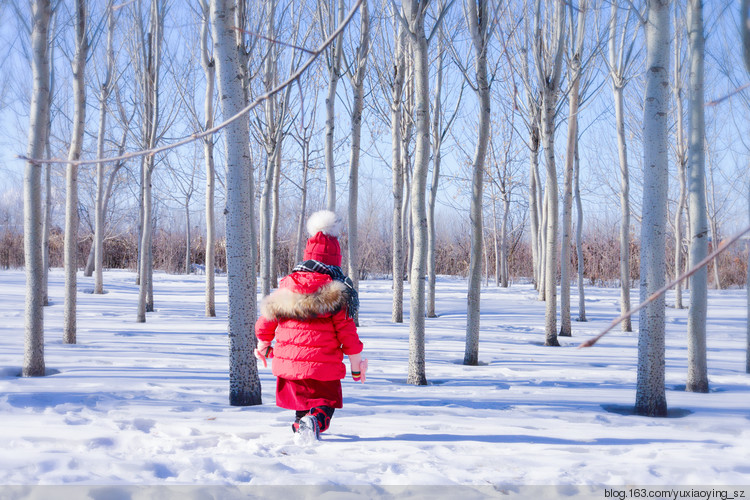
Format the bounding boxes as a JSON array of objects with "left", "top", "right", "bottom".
[{"left": 303, "top": 210, "right": 342, "bottom": 267}]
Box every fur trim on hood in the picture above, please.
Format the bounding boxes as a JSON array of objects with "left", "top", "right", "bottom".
[
  {"left": 306, "top": 210, "right": 342, "bottom": 237},
  {"left": 260, "top": 279, "right": 349, "bottom": 321}
]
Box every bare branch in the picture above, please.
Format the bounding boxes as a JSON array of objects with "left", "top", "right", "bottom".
[{"left": 20, "top": 0, "right": 364, "bottom": 167}]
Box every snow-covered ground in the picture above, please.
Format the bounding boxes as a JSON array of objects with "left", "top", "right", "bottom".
[{"left": 0, "top": 269, "right": 748, "bottom": 491}]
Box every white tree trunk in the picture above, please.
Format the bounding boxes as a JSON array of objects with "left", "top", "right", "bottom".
[
  {"left": 574, "top": 139, "right": 586, "bottom": 321},
  {"left": 403, "top": 0, "right": 430, "bottom": 386},
  {"left": 136, "top": 0, "right": 162, "bottom": 320},
  {"left": 427, "top": 27, "right": 443, "bottom": 319},
  {"left": 259, "top": 2, "right": 277, "bottom": 297},
  {"left": 534, "top": 0, "right": 566, "bottom": 345},
  {"left": 636, "top": 0, "right": 670, "bottom": 418},
  {"left": 211, "top": 0, "right": 261, "bottom": 406},
  {"left": 137, "top": 161, "right": 153, "bottom": 323},
  {"left": 613, "top": 84, "right": 632, "bottom": 332},
  {"left": 94, "top": 4, "right": 114, "bottom": 295},
  {"left": 63, "top": 0, "right": 88, "bottom": 345},
  {"left": 23, "top": 0, "right": 52, "bottom": 377},
  {"left": 347, "top": 0, "right": 369, "bottom": 305},
  {"left": 185, "top": 204, "right": 191, "bottom": 274},
  {"left": 559, "top": 0, "right": 586, "bottom": 338},
  {"left": 673, "top": 12, "right": 687, "bottom": 310},
  {"left": 464, "top": 0, "right": 491, "bottom": 366},
  {"left": 501, "top": 191, "right": 510, "bottom": 288},
  {"left": 42, "top": 20, "right": 55, "bottom": 307},
  {"left": 391, "top": 21, "right": 405, "bottom": 324},
  {"left": 528, "top": 122, "right": 541, "bottom": 290},
  {"left": 200, "top": 0, "right": 216, "bottom": 317},
  {"left": 685, "top": 0, "right": 708, "bottom": 394},
  {"left": 271, "top": 137, "right": 281, "bottom": 285},
  {"left": 707, "top": 165, "right": 721, "bottom": 289},
  {"left": 608, "top": 1, "right": 637, "bottom": 331},
  {"left": 322, "top": 0, "right": 345, "bottom": 212},
  {"left": 294, "top": 123, "right": 311, "bottom": 264}
]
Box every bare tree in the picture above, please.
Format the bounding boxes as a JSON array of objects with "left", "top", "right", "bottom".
[
  {"left": 290, "top": 79, "right": 320, "bottom": 264},
  {"left": 391, "top": 17, "right": 405, "bottom": 323},
  {"left": 319, "top": 0, "right": 345, "bottom": 211},
  {"left": 428, "top": 19, "right": 463, "bottom": 316},
  {"left": 574, "top": 138, "right": 585, "bottom": 320},
  {"left": 396, "top": 0, "right": 451, "bottom": 384},
  {"left": 672, "top": 5, "right": 688, "bottom": 310},
  {"left": 257, "top": 2, "right": 288, "bottom": 297},
  {"left": 199, "top": 0, "right": 217, "bottom": 317},
  {"left": 41, "top": 9, "right": 56, "bottom": 308},
  {"left": 23, "top": 0, "right": 52, "bottom": 377},
  {"left": 559, "top": 0, "right": 587, "bottom": 337},
  {"left": 463, "top": 0, "right": 493, "bottom": 365},
  {"left": 534, "top": 0, "right": 566, "bottom": 347},
  {"left": 135, "top": 0, "right": 165, "bottom": 323},
  {"left": 63, "top": 0, "right": 89, "bottom": 344},
  {"left": 514, "top": 5, "right": 543, "bottom": 293},
  {"left": 605, "top": 2, "right": 641, "bottom": 332},
  {"left": 685, "top": 0, "right": 708, "bottom": 393},
  {"left": 211, "top": 0, "right": 261, "bottom": 406},
  {"left": 93, "top": 1, "right": 115, "bottom": 295},
  {"left": 345, "top": 0, "right": 370, "bottom": 301},
  {"left": 636, "top": 0, "right": 670, "bottom": 418}
]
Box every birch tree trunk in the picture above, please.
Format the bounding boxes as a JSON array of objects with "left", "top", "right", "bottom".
[
  {"left": 520, "top": 8, "right": 542, "bottom": 291},
  {"left": 391, "top": 21, "right": 405, "bottom": 324},
  {"left": 136, "top": 0, "right": 163, "bottom": 322},
  {"left": 636, "top": 0, "right": 670, "bottom": 418},
  {"left": 560, "top": 1, "right": 586, "bottom": 337},
  {"left": 707, "top": 163, "right": 721, "bottom": 289},
  {"left": 347, "top": 0, "right": 369, "bottom": 306},
  {"left": 42, "top": 14, "right": 55, "bottom": 307},
  {"left": 529, "top": 116, "right": 541, "bottom": 290},
  {"left": 185, "top": 203, "right": 192, "bottom": 274},
  {"left": 574, "top": 139, "right": 586, "bottom": 321},
  {"left": 464, "top": 0, "right": 491, "bottom": 366},
  {"left": 271, "top": 138, "right": 281, "bottom": 286},
  {"left": 672, "top": 9, "right": 687, "bottom": 310},
  {"left": 200, "top": 0, "right": 216, "bottom": 317},
  {"left": 321, "top": 0, "right": 345, "bottom": 212},
  {"left": 259, "top": 2, "right": 277, "bottom": 298},
  {"left": 685, "top": 0, "right": 708, "bottom": 394},
  {"left": 211, "top": 0, "right": 261, "bottom": 406},
  {"left": 427, "top": 26, "right": 443, "bottom": 319},
  {"left": 500, "top": 188, "right": 510, "bottom": 288},
  {"left": 534, "top": 0, "right": 566, "bottom": 347},
  {"left": 94, "top": 4, "right": 115, "bottom": 295},
  {"left": 63, "top": 0, "right": 88, "bottom": 345},
  {"left": 23, "top": 0, "right": 52, "bottom": 377},
  {"left": 610, "top": 3, "right": 632, "bottom": 332},
  {"left": 402, "top": 0, "right": 431, "bottom": 385}
]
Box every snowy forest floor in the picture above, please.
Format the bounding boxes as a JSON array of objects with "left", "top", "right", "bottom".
[{"left": 0, "top": 269, "right": 748, "bottom": 490}]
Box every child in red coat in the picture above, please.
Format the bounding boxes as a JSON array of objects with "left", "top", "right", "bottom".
[{"left": 255, "top": 211, "right": 367, "bottom": 442}]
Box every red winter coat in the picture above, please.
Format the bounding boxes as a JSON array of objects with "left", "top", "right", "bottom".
[{"left": 255, "top": 271, "right": 363, "bottom": 381}]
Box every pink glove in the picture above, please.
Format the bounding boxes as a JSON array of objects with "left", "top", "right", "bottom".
[
  {"left": 254, "top": 341, "right": 274, "bottom": 368},
  {"left": 351, "top": 358, "right": 368, "bottom": 383}
]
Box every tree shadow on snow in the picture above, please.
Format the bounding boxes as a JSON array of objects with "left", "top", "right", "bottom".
[
  {"left": 602, "top": 404, "right": 692, "bottom": 418},
  {"left": 325, "top": 433, "right": 716, "bottom": 446}
]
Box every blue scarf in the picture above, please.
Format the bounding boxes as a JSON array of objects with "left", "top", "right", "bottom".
[{"left": 292, "top": 260, "right": 359, "bottom": 318}]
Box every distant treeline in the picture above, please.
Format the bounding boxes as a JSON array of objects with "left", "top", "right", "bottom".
[{"left": 1, "top": 225, "right": 746, "bottom": 289}]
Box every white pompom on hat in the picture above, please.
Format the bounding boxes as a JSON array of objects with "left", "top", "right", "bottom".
[{"left": 306, "top": 210, "right": 343, "bottom": 238}]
